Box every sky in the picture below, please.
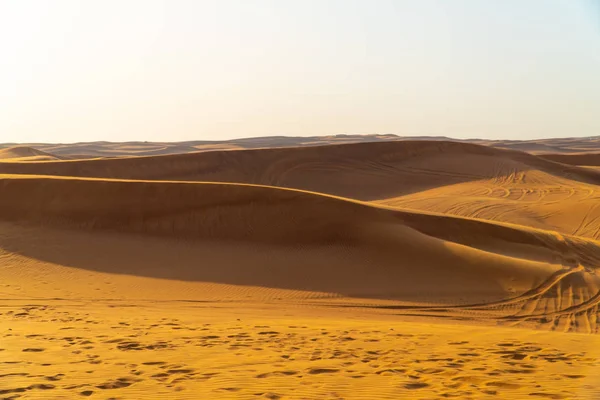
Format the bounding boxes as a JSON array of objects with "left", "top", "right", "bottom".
[{"left": 1, "top": 0, "right": 599, "bottom": 143}]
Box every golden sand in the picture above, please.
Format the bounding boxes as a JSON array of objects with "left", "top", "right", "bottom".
[{"left": 2, "top": 139, "right": 600, "bottom": 398}]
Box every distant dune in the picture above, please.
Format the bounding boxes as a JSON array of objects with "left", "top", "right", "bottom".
[
  {"left": 0, "top": 134, "right": 402, "bottom": 158},
  {"left": 0, "top": 146, "right": 63, "bottom": 161},
  {"left": 3, "top": 134, "right": 600, "bottom": 158}
]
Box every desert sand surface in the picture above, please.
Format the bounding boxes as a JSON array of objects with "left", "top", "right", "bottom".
[
  {"left": 2, "top": 138, "right": 600, "bottom": 399},
  {"left": 4, "top": 300, "right": 600, "bottom": 399}
]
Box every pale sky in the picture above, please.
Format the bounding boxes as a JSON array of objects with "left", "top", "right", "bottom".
[{"left": 1, "top": 0, "right": 599, "bottom": 143}]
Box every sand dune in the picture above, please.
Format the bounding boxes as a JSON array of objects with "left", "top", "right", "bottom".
[
  {"left": 2, "top": 140, "right": 600, "bottom": 240},
  {"left": 3, "top": 138, "right": 600, "bottom": 398},
  {"left": 2, "top": 141, "right": 599, "bottom": 301},
  {"left": 1, "top": 173, "right": 600, "bottom": 316}
]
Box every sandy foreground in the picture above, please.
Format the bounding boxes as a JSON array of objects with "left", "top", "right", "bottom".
[
  {"left": 4, "top": 300, "right": 600, "bottom": 400},
  {"left": 2, "top": 139, "right": 600, "bottom": 398}
]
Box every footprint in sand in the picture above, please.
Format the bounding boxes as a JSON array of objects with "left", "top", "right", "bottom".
[
  {"left": 404, "top": 382, "right": 430, "bottom": 389},
  {"left": 307, "top": 368, "right": 339, "bottom": 374},
  {"left": 486, "top": 381, "right": 522, "bottom": 389},
  {"left": 96, "top": 377, "right": 138, "bottom": 389},
  {"left": 528, "top": 393, "right": 570, "bottom": 399},
  {"left": 142, "top": 361, "right": 167, "bottom": 366},
  {"left": 255, "top": 370, "right": 298, "bottom": 378},
  {"left": 45, "top": 374, "right": 65, "bottom": 381}
]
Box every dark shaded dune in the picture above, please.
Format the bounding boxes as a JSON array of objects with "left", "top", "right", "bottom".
[
  {"left": 0, "top": 176, "right": 368, "bottom": 244},
  {"left": 539, "top": 153, "right": 600, "bottom": 167},
  {"left": 1, "top": 141, "right": 599, "bottom": 200}
]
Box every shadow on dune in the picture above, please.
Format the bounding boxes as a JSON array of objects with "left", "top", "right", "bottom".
[{"left": 0, "top": 220, "right": 517, "bottom": 302}]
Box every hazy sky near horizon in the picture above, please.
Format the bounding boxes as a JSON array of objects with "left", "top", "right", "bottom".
[{"left": 1, "top": 0, "right": 599, "bottom": 143}]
